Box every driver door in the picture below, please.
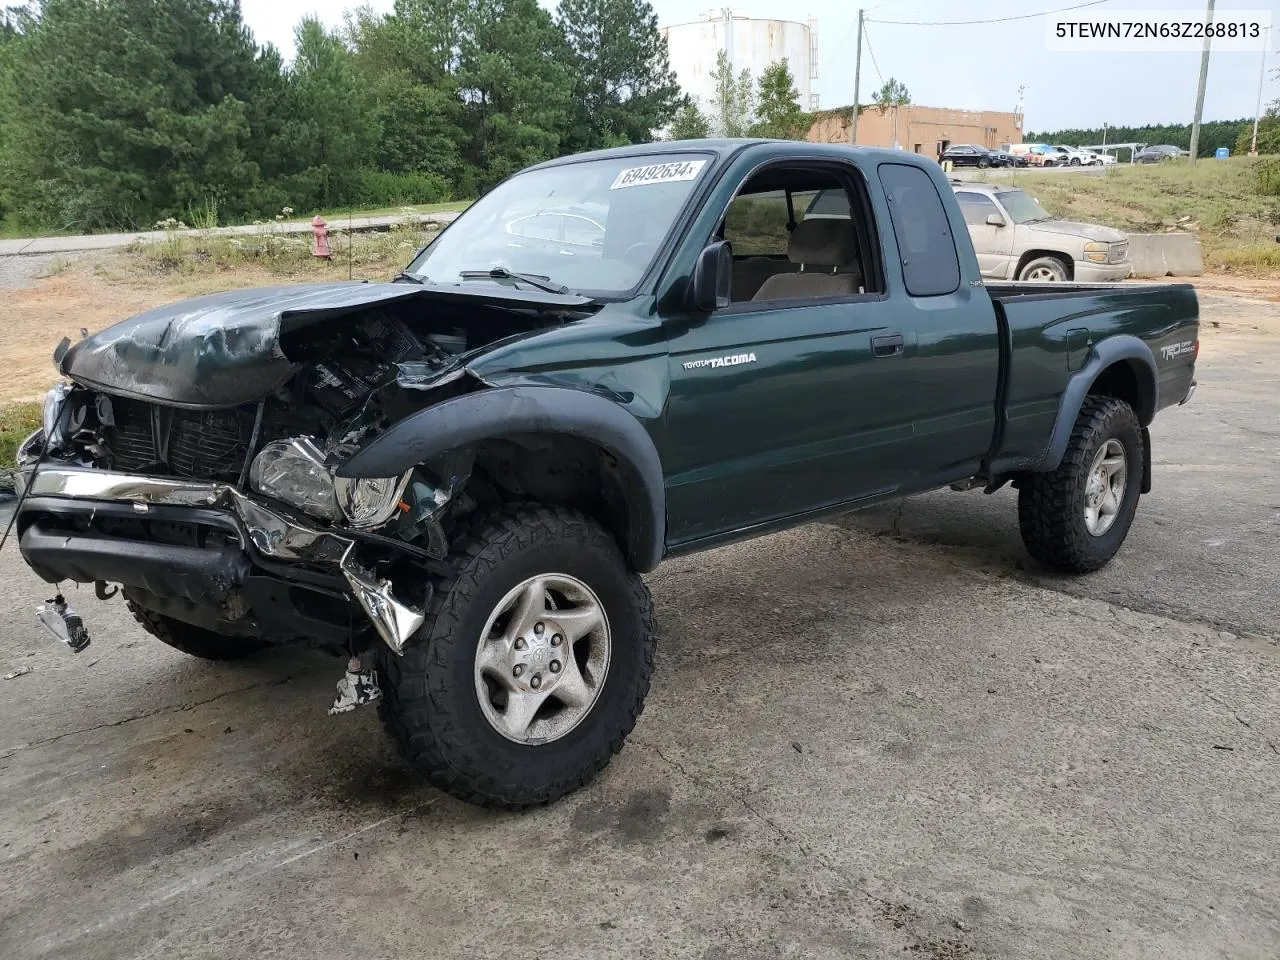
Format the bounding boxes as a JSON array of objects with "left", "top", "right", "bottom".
[{"left": 661, "top": 164, "right": 916, "bottom": 548}]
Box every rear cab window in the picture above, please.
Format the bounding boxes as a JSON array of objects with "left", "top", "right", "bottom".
[{"left": 877, "top": 163, "right": 960, "bottom": 297}]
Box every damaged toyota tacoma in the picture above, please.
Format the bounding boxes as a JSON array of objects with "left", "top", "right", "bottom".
[{"left": 11, "top": 141, "right": 1198, "bottom": 808}]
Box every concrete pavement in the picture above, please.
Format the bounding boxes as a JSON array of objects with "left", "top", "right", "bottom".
[
  {"left": 1, "top": 294, "right": 1278, "bottom": 959},
  {"left": 0, "top": 211, "right": 460, "bottom": 257}
]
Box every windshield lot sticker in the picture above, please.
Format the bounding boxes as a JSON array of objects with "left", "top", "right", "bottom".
[
  {"left": 611, "top": 160, "right": 707, "bottom": 190},
  {"left": 682, "top": 352, "right": 756, "bottom": 371}
]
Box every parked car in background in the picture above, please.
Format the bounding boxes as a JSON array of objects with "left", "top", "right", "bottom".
[
  {"left": 1047, "top": 146, "right": 1102, "bottom": 166},
  {"left": 1134, "top": 144, "right": 1184, "bottom": 164},
  {"left": 1010, "top": 143, "right": 1058, "bottom": 166},
  {"left": 989, "top": 148, "right": 1027, "bottom": 167},
  {"left": 939, "top": 144, "right": 998, "bottom": 168},
  {"left": 1082, "top": 150, "right": 1118, "bottom": 166},
  {"left": 950, "top": 180, "right": 1130, "bottom": 282}
]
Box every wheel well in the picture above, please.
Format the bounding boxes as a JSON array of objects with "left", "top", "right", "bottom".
[
  {"left": 464, "top": 434, "right": 648, "bottom": 569},
  {"left": 1088, "top": 359, "right": 1155, "bottom": 424},
  {"left": 1016, "top": 249, "right": 1074, "bottom": 280}
]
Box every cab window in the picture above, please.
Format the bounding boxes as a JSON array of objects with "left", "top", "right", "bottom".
[
  {"left": 955, "top": 191, "right": 1001, "bottom": 226},
  {"left": 717, "top": 167, "right": 879, "bottom": 304}
]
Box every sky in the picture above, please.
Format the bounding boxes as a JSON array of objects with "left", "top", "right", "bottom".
[{"left": 240, "top": 0, "right": 1280, "bottom": 132}]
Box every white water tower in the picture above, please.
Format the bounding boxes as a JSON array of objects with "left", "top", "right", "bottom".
[{"left": 661, "top": 9, "right": 819, "bottom": 117}]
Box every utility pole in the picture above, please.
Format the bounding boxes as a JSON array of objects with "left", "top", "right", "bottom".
[
  {"left": 851, "top": 9, "right": 864, "bottom": 145},
  {"left": 1251, "top": 26, "right": 1271, "bottom": 155},
  {"left": 1188, "top": 0, "right": 1216, "bottom": 166},
  {"left": 1102, "top": 122, "right": 1108, "bottom": 148}
]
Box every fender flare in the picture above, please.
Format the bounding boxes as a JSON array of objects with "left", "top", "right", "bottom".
[
  {"left": 337, "top": 385, "right": 666, "bottom": 572},
  {"left": 1036, "top": 334, "right": 1158, "bottom": 472}
]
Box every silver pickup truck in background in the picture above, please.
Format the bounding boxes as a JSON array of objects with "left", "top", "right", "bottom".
[{"left": 950, "top": 180, "right": 1130, "bottom": 283}]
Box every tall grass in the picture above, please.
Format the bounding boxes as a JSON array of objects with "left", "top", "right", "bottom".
[
  {"left": 1, "top": 401, "right": 42, "bottom": 469},
  {"left": 125, "top": 214, "right": 442, "bottom": 280},
  {"left": 1008, "top": 157, "right": 1280, "bottom": 271}
]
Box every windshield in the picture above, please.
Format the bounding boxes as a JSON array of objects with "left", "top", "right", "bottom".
[
  {"left": 998, "top": 189, "right": 1053, "bottom": 224},
  {"left": 404, "top": 153, "right": 713, "bottom": 296}
]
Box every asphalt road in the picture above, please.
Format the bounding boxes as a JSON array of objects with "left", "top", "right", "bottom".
[
  {"left": 1, "top": 294, "right": 1278, "bottom": 960},
  {"left": 0, "top": 211, "right": 459, "bottom": 258}
]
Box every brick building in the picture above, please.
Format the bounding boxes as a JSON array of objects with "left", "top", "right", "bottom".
[{"left": 807, "top": 105, "right": 1024, "bottom": 157}]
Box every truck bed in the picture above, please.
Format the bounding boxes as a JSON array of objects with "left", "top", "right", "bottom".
[{"left": 983, "top": 279, "right": 1199, "bottom": 478}]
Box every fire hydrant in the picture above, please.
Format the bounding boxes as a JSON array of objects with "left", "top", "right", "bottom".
[{"left": 312, "top": 216, "right": 331, "bottom": 260}]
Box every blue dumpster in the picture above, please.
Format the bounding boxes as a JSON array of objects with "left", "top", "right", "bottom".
[{"left": 1215, "top": 147, "right": 1230, "bottom": 159}]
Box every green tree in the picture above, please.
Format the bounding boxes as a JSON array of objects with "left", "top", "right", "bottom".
[
  {"left": 376, "top": 0, "right": 573, "bottom": 190},
  {"left": 668, "top": 100, "right": 710, "bottom": 140},
  {"left": 462, "top": 0, "right": 573, "bottom": 185},
  {"left": 282, "top": 17, "right": 379, "bottom": 208},
  {"left": 872, "top": 77, "right": 910, "bottom": 149},
  {"left": 751, "top": 59, "right": 804, "bottom": 139},
  {"left": 556, "top": 0, "right": 681, "bottom": 151},
  {"left": 710, "top": 49, "right": 753, "bottom": 138},
  {"left": 1027, "top": 118, "right": 1254, "bottom": 158},
  {"left": 0, "top": 0, "right": 267, "bottom": 230},
  {"left": 344, "top": 6, "right": 465, "bottom": 186}
]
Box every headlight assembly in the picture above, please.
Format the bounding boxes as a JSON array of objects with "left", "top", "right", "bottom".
[
  {"left": 334, "top": 473, "right": 412, "bottom": 529},
  {"left": 249, "top": 438, "right": 339, "bottom": 521},
  {"left": 248, "top": 436, "right": 411, "bottom": 529},
  {"left": 1084, "top": 241, "right": 1108, "bottom": 263},
  {"left": 42, "top": 383, "right": 84, "bottom": 451}
]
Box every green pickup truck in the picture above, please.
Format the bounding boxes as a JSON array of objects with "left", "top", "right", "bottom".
[{"left": 14, "top": 139, "right": 1198, "bottom": 808}]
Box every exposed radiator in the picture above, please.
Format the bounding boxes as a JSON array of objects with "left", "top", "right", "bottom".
[{"left": 105, "top": 397, "right": 255, "bottom": 482}]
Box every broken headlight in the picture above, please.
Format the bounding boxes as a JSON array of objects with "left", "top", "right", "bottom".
[
  {"left": 334, "top": 473, "right": 412, "bottom": 529},
  {"left": 41, "top": 382, "right": 85, "bottom": 452},
  {"left": 249, "top": 438, "right": 339, "bottom": 521}
]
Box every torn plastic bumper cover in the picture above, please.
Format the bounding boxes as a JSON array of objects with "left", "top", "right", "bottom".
[{"left": 19, "top": 466, "right": 426, "bottom": 655}]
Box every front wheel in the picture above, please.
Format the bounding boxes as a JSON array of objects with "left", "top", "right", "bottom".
[
  {"left": 377, "top": 504, "right": 656, "bottom": 809},
  {"left": 1017, "top": 396, "right": 1143, "bottom": 573},
  {"left": 1018, "top": 255, "right": 1070, "bottom": 282},
  {"left": 977, "top": 156, "right": 991, "bottom": 169}
]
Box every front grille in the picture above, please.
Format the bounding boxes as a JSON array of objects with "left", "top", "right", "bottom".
[
  {"left": 108, "top": 398, "right": 159, "bottom": 471},
  {"left": 104, "top": 397, "right": 255, "bottom": 483},
  {"left": 169, "top": 410, "right": 253, "bottom": 479},
  {"left": 1109, "top": 241, "right": 1129, "bottom": 264}
]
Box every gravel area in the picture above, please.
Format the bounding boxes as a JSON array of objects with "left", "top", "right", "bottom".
[{"left": 0, "top": 253, "right": 71, "bottom": 290}]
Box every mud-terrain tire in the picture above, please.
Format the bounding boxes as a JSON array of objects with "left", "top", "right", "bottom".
[
  {"left": 128, "top": 601, "right": 267, "bottom": 660},
  {"left": 378, "top": 504, "right": 656, "bottom": 809},
  {"left": 1018, "top": 396, "right": 1143, "bottom": 573}
]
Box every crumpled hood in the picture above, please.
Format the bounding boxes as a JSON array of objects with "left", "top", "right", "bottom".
[
  {"left": 59, "top": 281, "right": 593, "bottom": 408},
  {"left": 1025, "top": 220, "right": 1128, "bottom": 244}
]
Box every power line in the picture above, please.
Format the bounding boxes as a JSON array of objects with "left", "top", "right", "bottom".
[
  {"left": 863, "top": 23, "right": 885, "bottom": 84},
  {"left": 868, "top": 0, "right": 1107, "bottom": 27}
]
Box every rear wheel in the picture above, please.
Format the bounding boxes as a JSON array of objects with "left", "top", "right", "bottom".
[
  {"left": 1017, "top": 396, "right": 1143, "bottom": 573},
  {"left": 128, "top": 601, "right": 266, "bottom": 660},
  {"left": 377, "top": 504, "right": 656, "bottom": 809},
  {"left": 1018, "top": 255, "right": 1070, "bottom": 282},
  {"left": 977, "top": 156, "right": 991, "bottom": 169}
]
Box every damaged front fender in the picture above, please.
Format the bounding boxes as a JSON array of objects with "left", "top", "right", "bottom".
[{"left": 337, "top": 385, "right": 666, "bottom": 572}]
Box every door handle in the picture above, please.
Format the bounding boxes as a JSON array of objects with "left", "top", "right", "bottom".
[{"left": 871, "top": 333, "right": 905, "bottom": 358}]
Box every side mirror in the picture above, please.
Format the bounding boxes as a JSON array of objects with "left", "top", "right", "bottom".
[
  {"left": 986, "top": 213, "right": 1006, "bottom": 227},
  {"left": 689, "top": 240, "right": 733, "bottom": 313}
]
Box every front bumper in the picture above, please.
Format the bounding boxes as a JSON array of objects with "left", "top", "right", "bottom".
[
  {"left": 1074, "top": 260, "right": 1132, "bottom": 282},
  {"left": 15, "top": 465, "right": 425, "bottom": 654}
]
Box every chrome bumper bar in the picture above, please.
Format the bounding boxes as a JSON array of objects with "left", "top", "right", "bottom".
[{"left": 18, "top": 465, "right": 424, "bottom": 655}]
